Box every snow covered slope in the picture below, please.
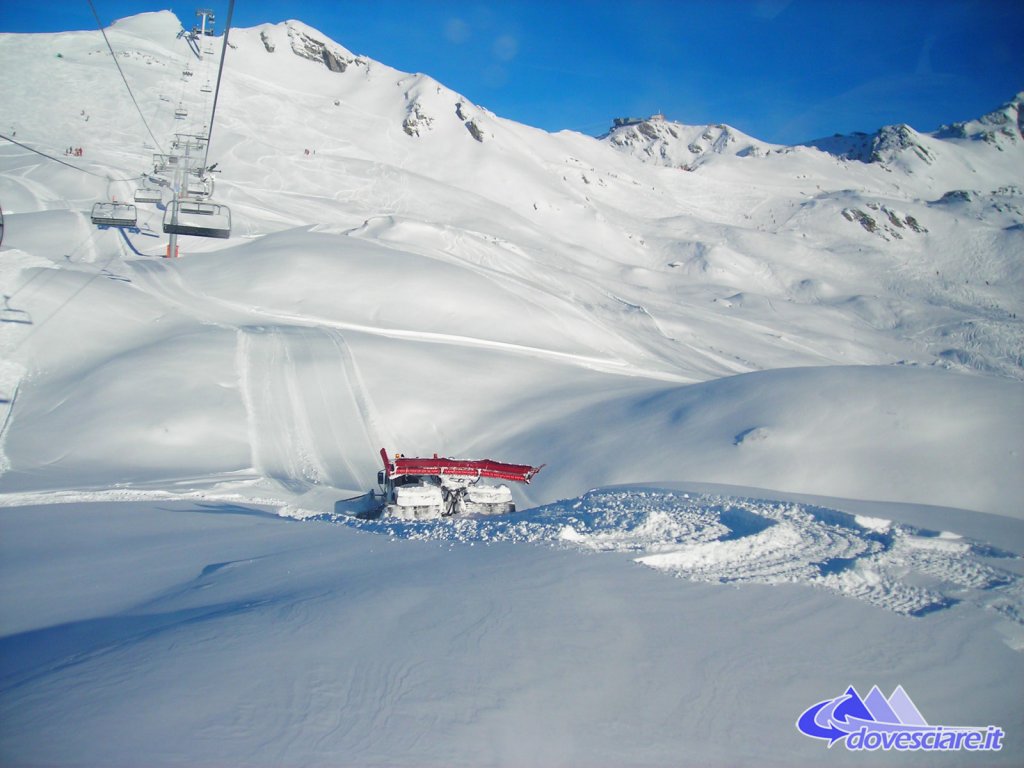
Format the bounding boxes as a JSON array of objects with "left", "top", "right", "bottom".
[{"left": 1, "top": 11, "right": 1022, "bottom": 766}]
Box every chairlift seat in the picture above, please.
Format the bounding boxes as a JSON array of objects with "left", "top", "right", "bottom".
[
  {"left": 154, "top": 154, "right": 201, "bottom": 173},
  {"left": 186, "top": 177, "right": 214, "bottom": 198},
  {"left": 91, "top": 202, "right": 138, "bottom": 228},
  {"left": 134, "top": 187, "right": 163, "bottom": 204},
  {"left": 172, "top": 136, "right": 206, "bottom": 153},
  {"left": 1, "top": 306, "right": 32, "bottom": 325},
  {"left": 163, "top": 200, "right": 231, "bottom": 238}
]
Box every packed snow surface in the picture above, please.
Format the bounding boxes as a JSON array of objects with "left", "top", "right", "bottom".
[{"left": 1, "top": 11, "right": 1022, "bottom": 766}]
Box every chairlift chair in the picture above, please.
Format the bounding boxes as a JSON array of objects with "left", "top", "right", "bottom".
[
  {"left": 134, "top": 185, "right": 164, "bottom": 204},
  {"left": 153, "top": 154, "right": 200, "bottom": 175},
  {"left": 163, "top": 199, "right": 230, "bottom": 239},
  {"left": 174, "top": 104, "right": 188, "bottom": 119},
  {"left": 152, "top": 154, "right": 177, "bottom": 173},
  {"left": 172, "top": 134, "right": 206, "bottom": 152},
  {"left": 200, "top": 81, "right": 213, "bottom": 93},
  {"left": 185, "top": 175, "right": 214, "bottom": 199},
  {"left": 91, "top": 202, "right": 138, "bottom": 228}
]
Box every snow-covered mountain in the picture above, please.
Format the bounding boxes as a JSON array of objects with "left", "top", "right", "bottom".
[
  {"left": 600, "top": 114, "right": 775, "bottom": 168},
  {"left": 805, "top": 92, "right": 1024, "bottom": 172},
  {"left": 1, "top": 12, "right": 1022, "bottom": 766}
]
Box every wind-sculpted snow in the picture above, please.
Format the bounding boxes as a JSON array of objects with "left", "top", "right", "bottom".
[{"left": 323, "top": 488, "right": 1024, "bottom": 622}]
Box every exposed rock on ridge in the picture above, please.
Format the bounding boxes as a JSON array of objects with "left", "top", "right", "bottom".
[
  {"left": 281, "top": 22, "right": 361, "bottom": 73},
  {"left": 937, "top": 92, "right": 1024, "bottom": 148},
  {"left": 601, "top": 114, "right": 772, "bottom": 169}
]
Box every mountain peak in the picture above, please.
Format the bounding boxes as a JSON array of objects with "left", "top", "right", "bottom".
[
  {"left": 806, "top": 92, "right": 1024, "bottom": 166},
  {"left": 803, "top": 122, "right": 934, "bottom": 166},
  {"left": 936, "top": 91, "right": 1024, "bottom": 147},
  {"left": 600, "top": 114, "right": 773, "bottom": 169},
  {"left": 107, "top": 10, "right": 184, "bottom": 36}
]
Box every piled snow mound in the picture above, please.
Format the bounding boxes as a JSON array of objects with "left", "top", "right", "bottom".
[{"left": 321, "top": 486, "right": 1024, "bottom": 621}]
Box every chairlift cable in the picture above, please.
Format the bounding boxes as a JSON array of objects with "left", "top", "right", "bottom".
[
  {"left": 86, "top": 0, "right": 166, "bottom": 156},
  {"left": 0, "top": 132, "right": 144, "bottom": 182},
  {"left": 2, "top": 198, "right": 128, "bottom": 357},
  {"left": 2, "top": 248, "right": 121, "bottom": 358},
  {"left": 202, "top": 0, "right": 234, "bottom": 173}
]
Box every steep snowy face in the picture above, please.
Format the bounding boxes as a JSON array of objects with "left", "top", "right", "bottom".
[{"left": 600, "top": 115, "right": 775, "bottom": 168}]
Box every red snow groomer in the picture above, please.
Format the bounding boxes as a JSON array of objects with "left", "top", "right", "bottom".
[{"left": 377, "top": 448, "right": 543, "bottom": 519}]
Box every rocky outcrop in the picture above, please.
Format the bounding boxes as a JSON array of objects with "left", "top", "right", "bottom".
[
  {"left": 868, "top": 124, "right": 935, "bottom": 165},
  {"left": 402, "top": 102, "right": 433, "bottom": 137},
  {"left": 465, "top": 119, "right": 484, "bottom": 143},
  {"left": 841, "top": 202, "right": 927, "bottom": 239},
  {"left": 602, "top": 115, "right": 769, "bottom": 169},
  {"left": 284, "top": 24, "right": 360, "bottom": 74}
]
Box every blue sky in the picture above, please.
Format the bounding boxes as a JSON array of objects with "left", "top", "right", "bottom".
[{"left": 6, "top": 1, "right": 1023, "bottom": 143}]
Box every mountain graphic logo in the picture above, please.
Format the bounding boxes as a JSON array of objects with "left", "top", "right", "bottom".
[{"left": 796, "top": 685, "right": 1004, "bottom": 752}]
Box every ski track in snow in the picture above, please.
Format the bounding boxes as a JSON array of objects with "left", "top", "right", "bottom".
[
  {"left": 237, "top": 324, "right": 379, "bottom": 492},
  {"left": 313, "top": 489, "right": 1024, "bottom": 626}
]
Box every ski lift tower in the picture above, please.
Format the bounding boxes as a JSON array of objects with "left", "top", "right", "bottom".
[
  {"left": 194, "top": 9, "right": 215, "bottom": 59},
  {"left": 197, "top": 9, "right": 215, "bottom": 38}
]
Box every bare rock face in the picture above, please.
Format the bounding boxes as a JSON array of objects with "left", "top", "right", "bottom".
[
  {"left": 456, "top": 103, "right": 485, "bottom": 142},
  {"left": 403, "top": 102, "right": 433, "bottom": 137},
  {"left": 841, "top": 203, "right": 928, "bottom": 240},
  {"left": 285, "top": 24, "right": 358, "bottom": 73},
  {"left": 260, "top": 30, "right": 275, "bottom": 53},
  {"left": 465, "top": 119, "right": 484, "bottom": 143},
  {"left": 321, "top": 47, "right": 346, "bottom": 73}
]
